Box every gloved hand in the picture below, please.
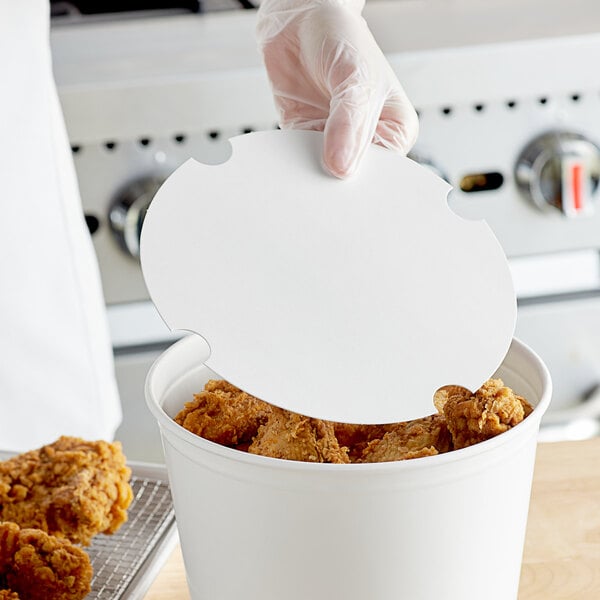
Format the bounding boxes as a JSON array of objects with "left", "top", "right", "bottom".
[{"left": 256, "top": 0, "right": 419, "bottom": 178}]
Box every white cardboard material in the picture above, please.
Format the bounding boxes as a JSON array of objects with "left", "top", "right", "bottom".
[
  {"left": 145, "top": 335, "right": 552, "bottom": 600},
  {"left": 140, "top": 130, "right": 516, "bottom": 423}
]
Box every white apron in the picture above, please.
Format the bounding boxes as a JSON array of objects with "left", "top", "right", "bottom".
[{"left": 0, "top": 1, "right": 122, "bottom": 451}]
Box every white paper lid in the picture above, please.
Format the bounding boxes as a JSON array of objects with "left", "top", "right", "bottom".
[{"left": 140, "top": 130, "right": 516, "bottom": 424}]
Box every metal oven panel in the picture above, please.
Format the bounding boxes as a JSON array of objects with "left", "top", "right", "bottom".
[{"left": 49, "top": 0, "right": 600, "bottom": 442}]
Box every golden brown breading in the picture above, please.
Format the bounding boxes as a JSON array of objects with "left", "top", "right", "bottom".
[
  {"left": 519, "top": 395, "right": 534, "bottom": 417},
  {"left": 0, "top": 437, "right": 133, "bottom": 546},
  {"left": 249, "top": 407, "right": 350, "bottom": 463},
  {"left": 433, "top": 385, "right": 472, "bottom": 414},
  {"left": 0, "top": 522, "right": 92, "bottom": 600},
  {"left": 174, "top": 380, "right": 272, "bottom": 446},
  {"left": 441, "top": 378, "right": 526, "bottom": 449},
  {"left": 0, "top": 590, "right": 19, "bottom": 599},
  {"left": 179, "top": 379, "right": 535, "bottom": 463},
  {"left": 359, "top": 414, "right": 452, "bottom": 463},
  {"left": 332, "top": 423, "right": 388, "bottom": 462}
]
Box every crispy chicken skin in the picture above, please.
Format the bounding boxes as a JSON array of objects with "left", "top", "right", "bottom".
[
  {"left": 0, "top": 437, "right": 133, "bottom": 546},
  {"left": 437, "top": 378, "right": 532, "bottom": 449},
  {"left": 249, "top": 407, "right": 350, "bottom": 464},
  {"left": 178, "top": 378, "right": 534, "bottom": 462},
  {"left": 433, "top": 385, "right": 472, "bottom": 414},
  {"left": 359, "top": 414, "right": 452, "bottom": 463},
  {"left": 519, "top": 396, "right": 534, "bottom": 418},
  {"left": 174, "top": 380, "right": 272, "bottom": 446},
  {"left": 333, "top": 423, "right": 388, "bottom": 462},
  {"left": 0, "top": 522, "right": 92, "bottom": 600}
]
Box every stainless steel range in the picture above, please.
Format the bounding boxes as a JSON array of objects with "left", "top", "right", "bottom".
[{"left": 50, "top": 0, "right": 600, "bottom": 461}]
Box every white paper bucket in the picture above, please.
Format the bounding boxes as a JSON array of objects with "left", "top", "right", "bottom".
[{"left": 146, "top": 335, "right": 551, "bottom": 600}]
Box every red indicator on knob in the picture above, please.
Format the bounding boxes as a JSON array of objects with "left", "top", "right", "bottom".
[
  {"left": 572, "top": 163, "right": 583, "bottom": 212},
  {"left": 562, "top": 157, "right": 591, "bottom": 217},
  {"left": 515, "top": 131, "right": 600, "bottom": 215}
]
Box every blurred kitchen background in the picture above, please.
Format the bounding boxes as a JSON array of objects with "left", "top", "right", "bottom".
[{"left": 49, "top": 0, "right": 600, "bottom": 462}]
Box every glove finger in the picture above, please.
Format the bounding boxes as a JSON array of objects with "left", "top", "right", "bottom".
[
  {"left": 261, "top": 31, "right": 331, "bottom": 126},
  {"left": 372, "top": 89, "right": 419, "bottom": 153},
  {"left": 322, "top": 42, "right": 384, "bottom": 178},
  {"left": 275, "top": 94, "right": 329, "bottom": 130},
  {"left": 325, "top": 89, "right": 418, "bottom": 176},
  {"left": 324, "top": 90, "right": 381, "bottom": 178}
]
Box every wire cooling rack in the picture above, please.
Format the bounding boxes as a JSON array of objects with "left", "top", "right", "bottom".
[
  {"left": 87, "top": 463, "right": 177, "bottom": 600},
  {"left": 0, "top": 454, "right": 178, "bottom": 600}
]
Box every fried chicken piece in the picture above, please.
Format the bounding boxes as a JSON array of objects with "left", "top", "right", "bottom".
[
  {"left": 0, "top": 437, "right": 133, "bottom": 546},
  {"left": 0, "top": 522, "right": 92, "bottom": 600},
  {"left": 333, "top": 423, "right": 388, "bottom": 462},
  {"left": 519, "top": 395, "right": 534, "bottom": 417},
  {"left": 249, "top": 407, "right": 350, "bottom": 463},
  {"left": 175, "top": 380, "right": 272, "bottom": 446},
  {"left": 440, "top": 378, "right": 527, "bottom": 449},
  {"left": 366, "top": 445, "right": 439, "bottom": 462},
  {"left": 359, "top": 414, "right": 452, "bottom": 463},
  {"left": 181, "top": 378, "right": 534, "bottom": 463},
  {"left": 433, "top": 385, "right": 472, "bottom": 414}
]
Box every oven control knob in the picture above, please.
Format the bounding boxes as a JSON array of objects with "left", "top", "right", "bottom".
[
  {"left": 109, "top": 177, "right": 165, "bottom": 259},
  {"left": 515, "top": 131, "right": 600, "bottom": 217}
]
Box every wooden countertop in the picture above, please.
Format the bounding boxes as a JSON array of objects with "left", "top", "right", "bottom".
[{"left": 144, "top": 438, "right": 600, "bottom": 599}]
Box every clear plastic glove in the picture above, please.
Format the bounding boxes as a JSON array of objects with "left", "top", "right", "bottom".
[{"left": 256, "top": 0, "right": 419, "bottom": 178}]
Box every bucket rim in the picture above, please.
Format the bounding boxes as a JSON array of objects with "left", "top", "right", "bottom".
[{"left": 145, "top": 335, "right": 552, "bottom": 473}]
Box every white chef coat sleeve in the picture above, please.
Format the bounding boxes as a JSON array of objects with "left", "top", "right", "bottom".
[{"left": 0, "top": 1, "right": 122, "bottom": 451}]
